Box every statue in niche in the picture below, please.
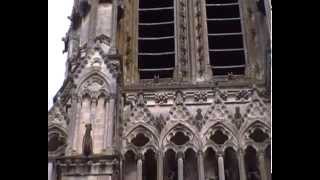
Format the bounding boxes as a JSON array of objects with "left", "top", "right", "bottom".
[
  {"left": 82, "top": 123, "right": 93, "bottom": 156},
  {"left": 175, "top": 91, "right": 184, "bottom": 105},
  {"left": 137, "top": 92, "right": 145, "bottom": 107}
]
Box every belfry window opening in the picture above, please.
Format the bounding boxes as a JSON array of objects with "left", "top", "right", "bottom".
[
  {"left": 206, "top": 0, "right": 246, "bottom": 76},
  {"left": 138, "top": 0, "right": 176, "bottom": 80}
]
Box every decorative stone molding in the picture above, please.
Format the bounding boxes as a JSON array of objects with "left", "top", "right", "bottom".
[
  {"left": 79, "top": 76, "right": 110, "bottom": 100},
  {"left": 194, "top": 0, "right": 206, "bottom": 77},
  {"left": 194, "top": 90, "right": 207, "bottom": 102},
  {"left": 154, "top": 92, "right": 169, "bottom": 104},
  {"left": 56, "top": 155, "right": 119, "bottom": 176},
  {"left": 236, "top": 89, "right": 251, "bottom": 100}
]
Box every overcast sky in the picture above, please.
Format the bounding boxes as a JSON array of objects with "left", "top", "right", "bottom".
[{"left": 48, "top": 0, "right": 73, "bottom": 110}]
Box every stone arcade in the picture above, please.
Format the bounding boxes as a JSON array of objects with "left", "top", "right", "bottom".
[{"left": 48, "top": 0, "right": 271, "bottom": 180}]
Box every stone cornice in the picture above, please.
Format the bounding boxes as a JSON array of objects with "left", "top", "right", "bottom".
[{"left": 122, "top": 79, "right": 266, "bottom": 92}]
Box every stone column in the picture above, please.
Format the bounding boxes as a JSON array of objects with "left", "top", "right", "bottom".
[
  {"left": 217, "top": 152, "right": 225, "bottom": 180},
  {"left": 103, "top": 97, "right": 110, "bottom": 150},
  {"left": 106, "top": 97, "right": 115, "bottom": 147},
  {"left": 238, "top": 148, "right": 247, "bottom": 180},
  {"left": 137, "top": 153, "right": 143, "bottom": 180},
  {"left": 88, "top": 1, "right": 98, "bottom": 47},
  {"left": 48, "top": 162, "right": 53, "bottom": 180},
  {"left": 90, "top": 98, "right": 97, "bottom": 124},
  {"left": 258, "top": 150, "right": 268, "bottom": 180},
  {"left": 157, "top": 151, "right": 164, "bottom": 180},
  {"left": 109, "top": 0, "right": 118, "bottom": 54},
  {"left": 197, "top": 150, "right": 205, "bottom": 180},
  {"left": 69, "top": 95, "right": 81, "bottom": 155},
  {"left": 177, "top": 152, "right": 184, "bottom": 180},
  {"left": 73, "top": 98, "right": 83, "bottom": 153}
]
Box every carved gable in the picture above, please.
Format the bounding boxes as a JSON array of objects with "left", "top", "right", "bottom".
[
  {"left": 204, "top": 88, "right": 230, "bottom": 122},
  {"left": 244, "top": 88, "right": 270, "bottom": 119}
]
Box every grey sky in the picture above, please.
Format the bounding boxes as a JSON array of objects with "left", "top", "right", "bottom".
[{"left": 48, "top": 0, "right": 73, "bottom": 110}]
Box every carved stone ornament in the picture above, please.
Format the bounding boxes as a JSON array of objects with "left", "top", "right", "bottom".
[
  {"left": 106, "top": 60, "right": 120, "bottom": 77},
  {"left": 191, "top": 108, "right": 205, "bottom": 130},
  {"left": 154, "top": 92, "right": 169, "bottom": 104},
  {"left": 174, "top": 90, "right": 185, "bottom": 106},
  {"left": 150, "top": 114, "right": 166, "bottom": 132},
  {"left": 169, "top": 90, "right": 192, "bottom": 122},
  {"left": 194, "top": 91, "right": 207, "bottom": 102},
  {"left": 80, "top": 77, "right": 109, "bottom": 100},
  {"left": 232, "top": 106, "right": 244, "bottom": 129},
  {"left": 48, "top": 105, "right": 69, "bottom": 129}
]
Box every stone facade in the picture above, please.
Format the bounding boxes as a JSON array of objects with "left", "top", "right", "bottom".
[{"left": 48, "top": 0, "right": 271, "bottom": 180}]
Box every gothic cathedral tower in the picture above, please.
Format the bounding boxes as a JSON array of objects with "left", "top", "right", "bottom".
[{"left": 48, "top": 0, "right": 271, "bottom": 180}]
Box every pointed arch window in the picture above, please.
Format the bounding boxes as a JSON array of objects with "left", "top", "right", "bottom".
[
  {"left": 138, "top": 0, "right": 176, "bottom": 79},
  {"left": 205, "top": 0, "right": 246, "bottom": 76}
]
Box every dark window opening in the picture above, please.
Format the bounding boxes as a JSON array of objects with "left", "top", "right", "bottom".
[
  {"left": 138, "top": 54, "right": 175, "bottom": 69},
  {"left": 209, "top": 51, "right": 245, "bottom": 66},
  {"left": 139, "top": 0, "right": 173, "bottom": 9},
  {"left": 79, "top": 0, "right": 91, "bottom": 17},
  {"left": 206, "top": 0, "right": 238, "bottom": 4},
  {"left": 99, "top": 0, "right": 111, "bottom": 3},
  {"left": 212, "top": 67, "right": 245, "bottom": 76},
  {"left": 207, "top": 20, "right": 242, "bottom": 34},
  {"left": 206, "top": 0, "right": 245, "bottom": 76},
  {"left": 143, "top": 150, "right": 157, "bottom": 180},
  {"left": 139, "top": 24, "right": 174, "bottom": 38},
  {"left": 48, "top": 134, "right": 65, "bottom": 152},
  {"left": 139, "top": 38, "right": 175, "bottom": 53},
  {"left": 170, "top": 132, "right": 190, "bottom": 145},
  {"left": 139, "top": 9, "right": 174, "bottom": 23},
  {"left": 249, "top": 128, "right": 269, "bottom": 143},
  {"left": 206, "top": 5, "right": 240, "bottom": 19},
  {"left": 210, "top": 130, "right": 228, "bottom": 144},
  {"left": 257, "top": 0, "right": 266, "bottom": 15},
  {"left": 209, "top": 35, "right": 243, "bottom": 49},
  {"left": 138, "top": 0, "right": 175, "bottom": 80},
  {"left": 245, "top": 147, "right": 261, "bottom": 180},
  {"left": 131, "top": 133, "right": 150, "bottom": 147},
  {"left": 139, "top": 70, "right": 174, "bottom": 79},
  {"left": 164, "top": 150, "right": 178, "bottom": 180}
]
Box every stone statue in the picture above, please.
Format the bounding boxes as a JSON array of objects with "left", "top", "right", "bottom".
[
  {"left": 137, "top": 92, "right": 145, "bottom": 107},
  {"left": 82, "top": 123, "right": 93, "bottom": 156},
  {"left": 175, "top": 91, "right": 184, "bottom": 105},
  {"left": 62, "top": 35, "right": 69, "bottom": 54}
]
